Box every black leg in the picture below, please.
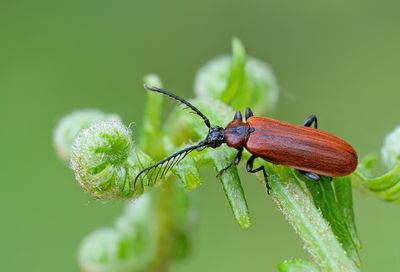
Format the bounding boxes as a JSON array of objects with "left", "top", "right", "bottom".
[
  {"left": 298, "top": 170, "right": 320, "bottom": 181},
  {"left": 245, "top": 107, "right": 254, "bottom": 121},
  {"left": 303, "top": 114, "right": 318, "bottom": 128},
  {"left": 246, "top": 155, "right": 271, "bottom": 194},
  {"left": 234, "top": 110, "right": 243, "bottom": 121},
  {"left": 216, "top": 148, "right": 243, "bottom": 177}
]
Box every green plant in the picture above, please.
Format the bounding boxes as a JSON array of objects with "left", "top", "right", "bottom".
[
  {"left": 353, "top": 126, "right": 400, "bottom": 202},
  {"left": 54, "top": 38, "right": 400, "bottom": 272}
]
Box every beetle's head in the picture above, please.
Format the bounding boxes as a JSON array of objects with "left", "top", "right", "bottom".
[{"left": 201, "top": 125, "right": 225, "bottom": 149}]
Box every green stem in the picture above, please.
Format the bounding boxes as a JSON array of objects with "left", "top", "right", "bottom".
[
  {"left": 268, "top": 165, "right": 359, "bottom": 271},
  {"left": 153, "top": 178, "right": 174, "bottom": 272}
]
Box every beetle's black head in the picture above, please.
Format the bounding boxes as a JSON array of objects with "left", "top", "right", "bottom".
[{"left": 203, "top": 125, "right": 225, "bottom": 148}]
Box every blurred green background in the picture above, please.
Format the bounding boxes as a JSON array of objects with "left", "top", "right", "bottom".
[{"left": 2, "top": 0, "right": 400, "bottom": 271}]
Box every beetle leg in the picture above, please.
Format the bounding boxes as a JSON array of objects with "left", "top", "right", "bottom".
[
  {"left": 298, "top": 170, "right": 320, "bottom": 181},
  {"left": 245, "top": 107, "right": 254, "bottom": 121},
  {"left": 216, "top": 148, "right": 243, "bottom": 177},
  {"left": 246, "top": 155, "right": 271, "bottom": 194},
  {"left": 234, "top": 110, "right": 243, "bottom": 121},
  {"left": 303, "top": 114, "right": 318, "bottom": 128}
]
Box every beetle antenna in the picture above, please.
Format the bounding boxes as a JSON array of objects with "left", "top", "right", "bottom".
[
  {"left": 133, "top": 141, "right": 208, "bottom": 187},
  {"left": 144, "top": 85, "right": 211, "bottom": 128}
]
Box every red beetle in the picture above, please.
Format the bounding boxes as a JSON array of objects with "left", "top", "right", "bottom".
[{"left": 134, "top": 86, "right": 358, "bottom": 193}]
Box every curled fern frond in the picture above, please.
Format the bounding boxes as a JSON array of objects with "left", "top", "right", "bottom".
[
  {"left": 78, "top": 189, "right": 195, "bottom": 272},
  {"left": 53, "top": 110, "right": 120, "bottom": 161},
  {"left": 70, "top": 120, "right": 153, "bottom": 199},
  {"left": 354, "top": 126, "right": 400, "bottom": 202}
]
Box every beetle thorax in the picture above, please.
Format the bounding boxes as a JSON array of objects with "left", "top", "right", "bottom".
[{"left": 224, "top": 120, "right": 251, "bottom": 148}]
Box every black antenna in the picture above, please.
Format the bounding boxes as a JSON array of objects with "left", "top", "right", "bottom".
[
  {"left": 144, "top": 85, "right": 211, "bottom": 128},
  {"left": 133, "top": 141, "right": 207, "bottom": 187}
]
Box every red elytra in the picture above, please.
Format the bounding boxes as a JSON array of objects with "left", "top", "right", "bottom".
[{"left": 225, "top": 116, "right": 357, "bottom": 177}]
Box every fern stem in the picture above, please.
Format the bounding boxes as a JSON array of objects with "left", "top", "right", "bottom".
[
  {"left": 153, "top": 178, "right": 174, "bottom": 272},
  {"left": 269, "top": 166, "right": 359, "bottom": 272}
]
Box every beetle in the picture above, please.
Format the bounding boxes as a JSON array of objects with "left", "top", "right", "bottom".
[{"left": 134, "top": 85, "right": 358, "bottom": 193}]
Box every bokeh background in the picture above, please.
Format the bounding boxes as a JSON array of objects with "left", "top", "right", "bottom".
[{"left": 2, "top": 0, "right": 400, "bottom": 271}]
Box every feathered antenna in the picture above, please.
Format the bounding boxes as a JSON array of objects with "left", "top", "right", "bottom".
[
  {"left": 134, "top": 86, "right": 213, "bottom": 187},
  {"left": 133, "top": 141, "right": 207, "bottom": 187}
]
